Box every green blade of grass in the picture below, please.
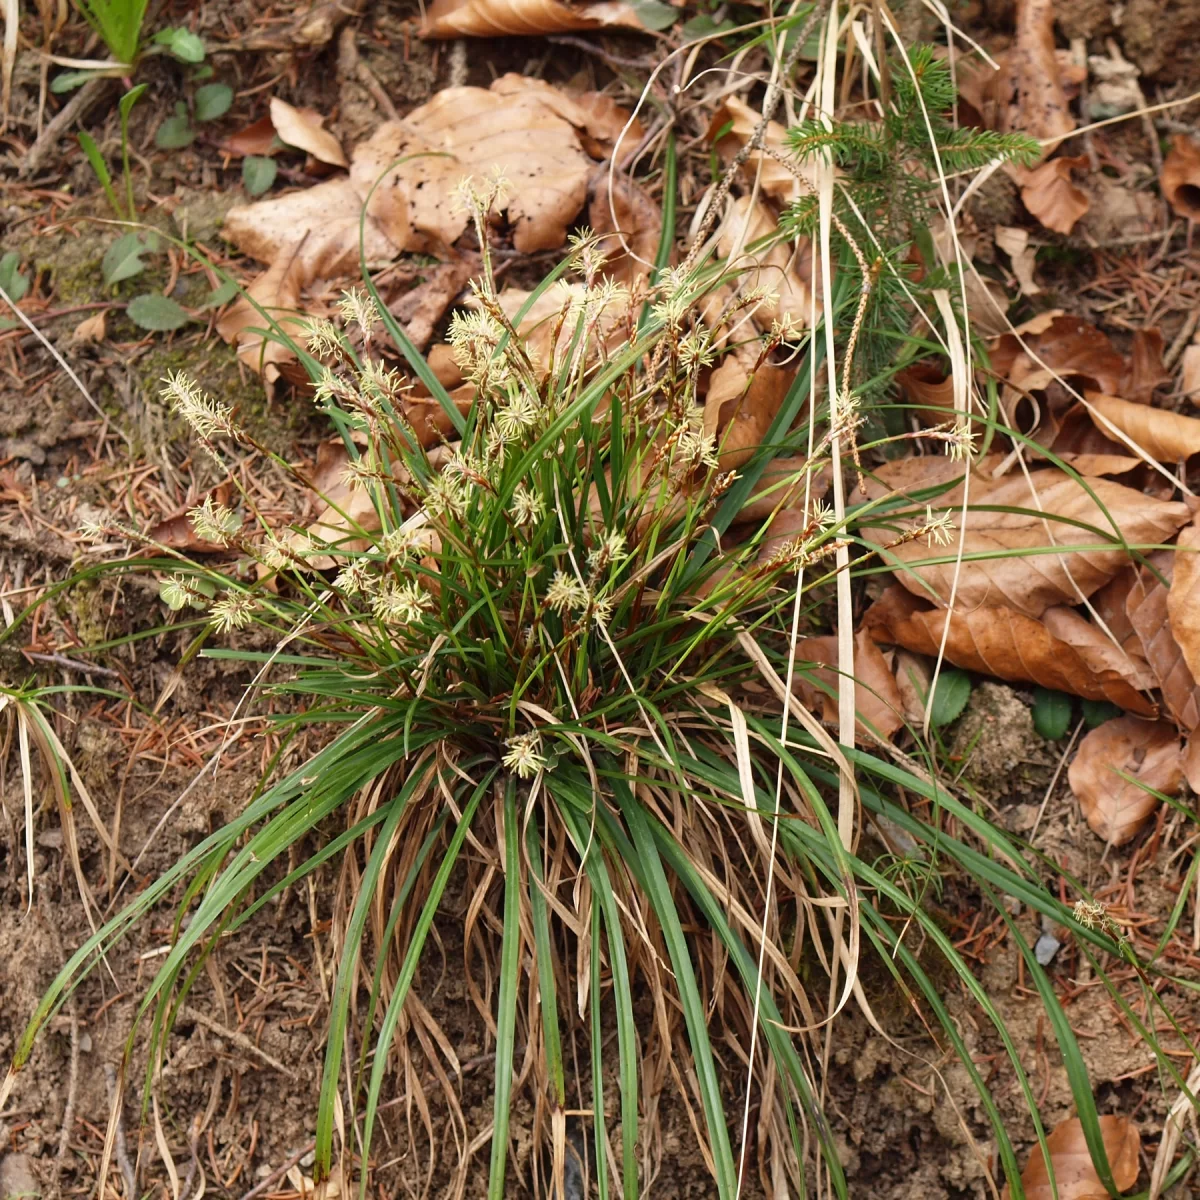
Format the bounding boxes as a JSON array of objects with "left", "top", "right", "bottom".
[
  {"left": 612, "top": 778, "right": 736, "bottom": 1199},
  {"left": 488, "top": 779, "right": 523, "bottom": 1199}
]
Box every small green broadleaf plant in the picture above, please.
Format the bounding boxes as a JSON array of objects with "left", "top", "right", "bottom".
[{"left": 54, "top": 0, "right": 205, "bottom": 89}]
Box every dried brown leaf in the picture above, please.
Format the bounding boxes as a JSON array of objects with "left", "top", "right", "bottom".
[
  {"left": 1084, "top": 390, "right": 1200, "bottom": 463},
  {"left": 1015, "top": 155, "right": 1090, "bottom": 235},
  {"left": 420, "top": 0, "right": 648, "bottom": 37},
  {"left": 1122, "top": 329, "right": 1171, "bottom": 404},
  {"left": 893, "top": 649, "right": 933, "bottom": 726},
  {"left": 1010, "top": 0, "right": 1075, "bottom": 151},
  {"left": 794, "top": 628, "right": 904, "bottom": 744},
  {"left": 492, "top": 282, "right": 631, "bottom": 373},
  {"left": 268, "top": 97, "right": 347, "bottom": 167},
  {"left": 863, "top": 585, "right": 1156, "bottom": 715},
  {"left": 1160, "top": 134, "right": 1200, "bottom": 220},
  {"left": 72, "top": 311, "right": 106, "bottom": 343},
  {"left": 1166, "top": 517, "right": 1200, "bottom": 686},
  {"left": 1127, "top": 554, "right": 1200, "bottom": 731},
  {"left": 1041, "top": 604, "right": 1156, "bottom": 690},
  {"left": 387, "top": 257, "right": 478, "bottom": 352},
  {"left": 863, "top": 460, "right": 1191, "bottom": 617},
  {"left": 222, "top": 114, "right": 278, "bottom": 158},
  {"left": 995, "top": 224, "right": 1041, "bottom": 295},
  {"left": 895, "top": 361, "right": 957, "bottom": 425},
  {"left": 704, "top": 354, "right": 792, "bottom": 471},
  {"left": 990, "top": 314, "right": 1125, "bottom": 397},
  {"left": 717, "top": 196, "right": 814, "bottom": 328},
  {"left": 223, "top": 176, "right": 405, "bottom": 281},
  {"left": 707, "top": 97, "right": 812, "bottom": 204},
  {"left": 350, "top": 77, "right": 595, "bottom": 254},
  {"left": 588, "top": 174, "right": 663, "bottom": 288},
  {"left": 215, "top": 240, "right": 309, "bottom": 393},
  {"left": 1003, "top": 1116, "right": 1139, "bottom": 1200},
  {"left": 1069, "top": 717, "right": 1180, "bottom": 845}
]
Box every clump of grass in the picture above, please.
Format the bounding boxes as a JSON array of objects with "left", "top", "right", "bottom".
[{"left": 3, "top": 42, "right": 1196, "bottom": 1200}]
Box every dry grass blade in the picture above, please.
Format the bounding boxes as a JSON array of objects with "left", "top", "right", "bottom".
[
  {"left": 864, "top": 462, "right": 1191, "bottom": 616},
  {"left": 1002, "top": 1115, "right": 1139, "bottom": 1200},
  {"left": 864, "top": 584, "right": 1156, "bottom": 715},
  {"left": 1068, "top": 716, "right": 1181, "bottom": 845}
]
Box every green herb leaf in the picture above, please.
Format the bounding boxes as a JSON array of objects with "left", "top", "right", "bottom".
[
  {"left": 242, "top": 155, "right": 277, "bottom": 196},
  {"left": 203, "top": 279, "right": 239, "bottom": 308},
  {"left": 1032, "top": 688, "right": 1073, "bottom": 740},
  {"left": 0, "top": 252, "right": 30, "bottom": 303},
  {"left": 51, "top": 69, "right": 102, "bottom": 94},
  {"left": 102, "top": 233, "right": 151, "bottom": 286},
  {"left": 155, "top": 114, "right": 195, "bottom": 149},
  {"left": 154, "top": 27, "right": 205, "bottom": 63},
  {"left": 1081, "top": 699, "right": 1123, "bottom": 729},
  {"left": 127, "top": 294, "right": 191, "bottom": 331},
  {"left": 194, "top": 83, "right": 233, "bottom": 123},
  {"left": 630, "top": 0, "right": 677, "bottom": 29},
  {"left": 929, "top": 669, "right": 971, "bottom": 727}
]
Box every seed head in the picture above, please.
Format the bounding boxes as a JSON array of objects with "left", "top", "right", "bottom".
[
  {"left": 211, "top": 592, "right": 258, "bottom": 633},
  {"left": 189, "top": 496, "right": 241, "bottom": 547},
  {"left": 162, "top": 371, "right": 239, "bottom": 441},
  {"left": 546, "top": 570, "right": 588, "bottom": 615},
  {"left": 502, "top": 731, "right": 546, "bottom": 780}
]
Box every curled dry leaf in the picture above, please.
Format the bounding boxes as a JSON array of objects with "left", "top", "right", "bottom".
[
  {"left": 1003, "top": 1115, "right": 1140, "bottom": 1200},
  {"left": 1085, "top": 390, "right": 1200, "bottom": 463},
  {"left": 718, "top": 196, "right": 814, "bottom": 328},
  {"left": 1041, "top": 604, "right": 1155, "bottom": 690},
  {"left": 420, "top": 0, "right": 648, "bottom": 37},
  {"left": 703, "top": 354, "right": 792, "bottom": 471},
  {"left": 1069, "top": 716, "right": 1181, "bottom": 844},
  {"left": 588, "top": 173, "right": 663, "bottom": 288},
  {"left": 893, "top": 649, "right": 933, "bottom": 726},
  {"left": 863, "top": 460, "right": 1191, "bottom": 617},
  {"left": 895, "top": 361, "right": 956, "bottom": 425},
  {"left": 1015, "top": 155, "right": 1090, "bottom": 235},
  {"left": 72, "top": 311, "right": 106, "bottom": 343},
  {"left": 223, "top": 114, "right": 278, "bottom": 158},
  {"left": 994, "top": 224, "right": 1041, "bottom": 296},
  {"left": 863, "top": 584, "right": 1156, "bottom": 716},
  {"left": 1160, "top": 134, "right": 1200, "bottom": 220},
  {"left": 268, "top": 97, "right": 347, "bottom": 167},
  {"left": 794, "top": 628, "right": 904, "bottom": 744},
  {"left": 1127, "top": 554, "right": 1200, "bottom": 731},
  {"left": 493, "top": 79, "right": 644, "bottom": 154},
  {"left": 1167, "top": 517, "right": 1200, "bottom": 685}
]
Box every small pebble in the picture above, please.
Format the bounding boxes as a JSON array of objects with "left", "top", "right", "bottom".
[{"left": 1034, "top": 931, "right": 1061, "bottom": 966}]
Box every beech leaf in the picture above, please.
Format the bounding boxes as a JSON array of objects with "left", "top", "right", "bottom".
[
  {"left": 1128, "top": 556, "right": 1200, "bottom": 731},
  {"left": 1002, "top": 1115, "right": 1139, "bottom": 1200},
  {"left": 269, "top": 97, "right": 347, "bottom": 167},
  {"left": 863, "top": 585, "right": 1156, "bottom": 716},
  {"left": 1085, "top": 390, "right": 1200, "bottom": 463},
  {"left": 863, "top": 461, "right": 1191, "bottom": 618},
  {"left": 1069, "top": 717, "right": 1181, "bottom": 845},
  {"left": 1167, "top": 518, "right": 1200, "bottom": 686},
  {"left": 794, "top": 628, "right": 904, "bottom": 744}
]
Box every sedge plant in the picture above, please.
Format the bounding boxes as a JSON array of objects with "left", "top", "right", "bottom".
[{"left": 4, "top": 41, "right": 1198, "bottom": 1200}]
